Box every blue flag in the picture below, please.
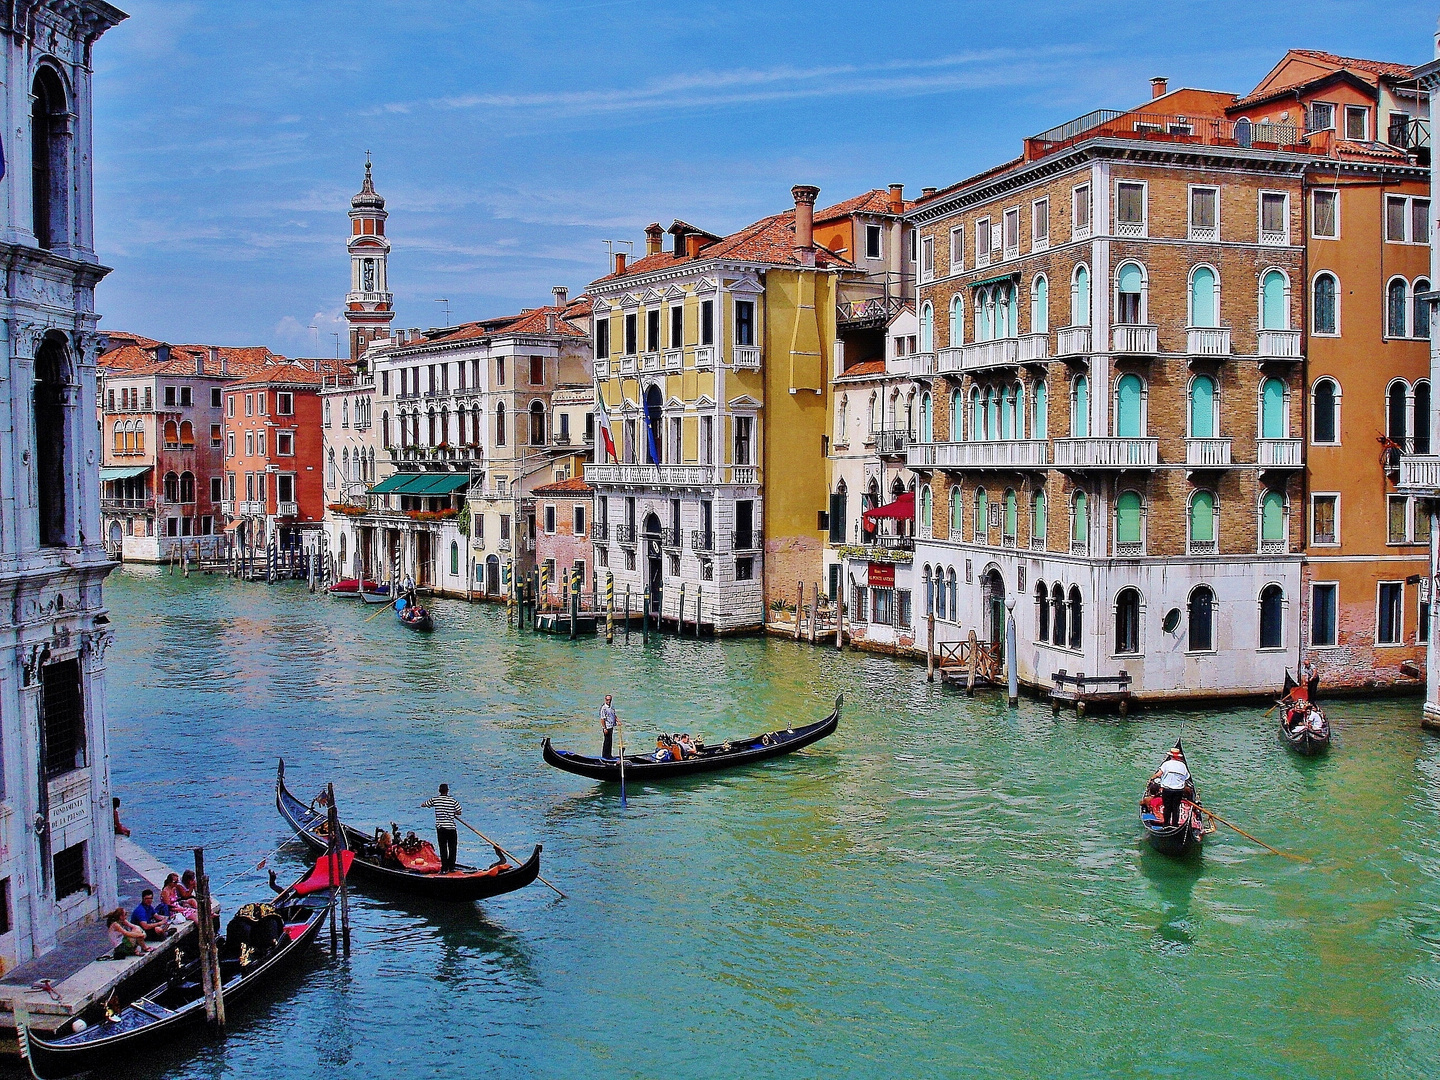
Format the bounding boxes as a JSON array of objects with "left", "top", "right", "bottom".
[{"left": 643, "top": 405, "right": 661, "bottom": 465}]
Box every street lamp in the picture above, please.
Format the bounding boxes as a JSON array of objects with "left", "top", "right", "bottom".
[{"left": 1005, "top": 593, "right": 1018, "bottom": 705}]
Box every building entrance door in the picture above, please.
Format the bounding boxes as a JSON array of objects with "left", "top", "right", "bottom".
[
  {"left": 984, "top": 568, "right": 1006, "bottom": 645},
  {"left": 416, "top": 531, "right": 433, "bottom": 587},
  {"left": 642, "top": 512, "right": 663, "bottom": 616}
]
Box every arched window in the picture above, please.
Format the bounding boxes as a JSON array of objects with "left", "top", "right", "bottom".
[
  {"left": 949, "top": 295, "right": 964, "bottom": 346},
  {"left": 163, "top": 420, "right": 179, "bottom": 449},
  {"left": 1115, "top": 587, "right": 1141, "bottom": 655},
  {"left": 919, "top": 485, "right": 932, "bottom": 532},
  {"left": 974, "top": 487, "right": 988, "bottom": 541},
  {"left": 1051, "top": 582, "right": 1067, "bottom": 647},
  {"left": 1259, "top": 584, "right": 1284, "bottom": 649},
  {"left": 33, "top": 337, "right": 69, "bottom": 545},
  {"left": 327, "top": 449, "right": 336, "bottom": 487},
  {"left": 1072, "top": 375, "right": 1089, "bottom": 438},
  {"left": 1033, "top": 380, "right": 1047, "bottom": 439},
  {"left": 439, "top": 406, "right": 450, "bottom": 445},
  {"left": 1071, "top": 491, "right": 1088, "bottom": 549},
  {"left": 1003, "top": 489, "right": 1018, "bottom": 541},
  {"left": 381, "top": 411, "right": 391, "bottom": 448},
  {"left": 179, "top": 471, "right": 195, "bottom": 503},
  {"left": 530, "top": 401, "right": 546, "bottom": 446},
  {"left": 920, "top": 392, "right": 933, "bottom": 443},
  {"left": 31, "top": 67, "right": 69, "bottom": 250},
  {"left": 984, "top": 387, "right": 997, "bottom": 440},
  {"left": 1072, "top": 265, "right": 1091, "bottom": 327},
  {"left": 977, "top": 288, "right": 992, "bottom": 342},
  {"left": 1000, "top": 386, "right": 1014, "bottom": 440},
  {"left": 947, "top": 567, "right": 958, "bottom": 623},
  {"left": 472, "top": 406, "right": 482, "bottom": 446},
  {"left": 867, "top": 392, "right": 878, "bottom": 435},
  {"left": 1313, "top": 272, "right": 1338, "bottom": 334},
  {"left": 134, "top": 422, "right": 144, "bottom": 453},
  {"left": 1189, "top": 266, "right": 1218, "bottom": 327},
  {"left": 1067, "top": 585, "right": 1083, "bottom": 650},
  {"left": 1388, "top": 278, "right": 1410, "bottom": 338},
  {"left": 1035, "top": 580, "right": 1050, "bottom": 642},
  {"left": 1031, "top": 275, "right": 1049, "bottom": 335},
  {"left": 923, "top": 566, "right": 934, "bottom": 617},
  {"left": 1261, "top": 489, "right": 1285, "bottom": 546},
  {"left": 1388, "top": 382, "right": 1409, "bottom": 447},
  {"left": 1416, "top": 381, "right": 1432, "bottom": 455},
  {"left": 1189, "top": 490, "right": 1216, "bottom": 552},
  {"left": 450, "top": 541, "right": 460, "bottom": 576},
  {"left": 1116, "top": 490, "right": 1143, "bottom": 550},
  {"left": 1116, "top": 262, "right": 1144, "bottom": 325},
  {"left": 495, "top": 403, "right": 506, "bottom": 446},
  {"left": 1312, "top": 378, "right": 1339, "bottom": 444},
  {"left": 1261, "top": 378, "right": 1286, "bottom": 439},
  {"left": 1115, "top": 374, "right": 1143, "bottom": 437},
  {"left": 920, "top": 302, "right": 933, "bottom": 353},
  {"left": 163, "top": 471, "right": 179, "bottom": 502},
  {"left": 949, "top": 389, "right": 963, "bottom": 441},
  {"left": 970, "top": 388, "right": 982, "bottom": 443},
  {"left": 1032, "top": 489, "right": 1047, "bottom": 548},
  {"left": 1261, "top": 270, "right": 1289, "bottom": 330},
  {"left": 427, "top": 410, "right": 437, "bottom": 445},
  {"left": 112, "top": 423, "right": 124, "bottom": 453},
  {"left": 179, "top": 421, "right": 195, "bottom": 449},
  {"left": 949, "top": 485, "right": 963, "bottom": 533},
  {"left": 996, "top": 284, "right": 1012, "bottom": 338},
  {"left": 1189, "top": 375, "right": 1216, "bottom": 438},
  {"left": 836, "top": 395, "right": 848, "bottom": 441},
  {"left": 341, "top": 447, "right": 350, "bottom": 481},
  {"left": 1188, "top": 585, "right": 1215, "bottom": 652},
  {"left": 1416, "top": 278, "right": 1433, "bottom": 341}
]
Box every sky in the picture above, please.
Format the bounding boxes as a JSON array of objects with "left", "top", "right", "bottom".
[{"left": 92, "top": 0, "right": 1438, "bottom": 357}]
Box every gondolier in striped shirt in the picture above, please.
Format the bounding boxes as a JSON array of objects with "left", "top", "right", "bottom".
[{"left": 420, "top": 784, "right": 462, "bottom": 873}]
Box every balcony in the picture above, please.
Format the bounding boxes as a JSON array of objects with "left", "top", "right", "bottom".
[
  {"left": 1024, "top": 109, "right": 1305, "bottom": 164},
  {"left": 694, "top": 346, "right": 714, "bottom": 370},
  {"left": 908, "top": 440, "right": 1049, "bottom": 470},
  {"left": 1398, "top": 454, "right": 1440, "bottom": 496},
  {"left": 1259, "top": 538, "right": 1288, "bottom": 555},
  {"left": 1055, "top": 326, "right": 1091, "bottom": 357},
  {"left": 1257, "top": 438, "right": 1303, "bottom": 469},
  {"left": 1188, "top": 539, "right": 1218, "bottom": 556},
  {"left": 1257, "top": 330, "right": 1302, "bottom": 360},
  {"left": 731, "top": 530, "right": 762, "bottom": 551},
  {"left": 276, "top": 501, "right": 298, "bottom": 517},
  {"left": 101, "top": 497, "right": 154, "bottom": 513},
  {"left": 866, "top": 534, "right": 914, "bottom": 552},
  {"left": 240, "top": 500, "right": 265, "bottom": 515},
  {"left": 499, "top": 538, "right": 512, "bottom": 553},
  {"left": 1053, "top": 438, "right": 1158, "bottom": 469},
  {"left": 691, "top": 529, "right": 716, "bottom": 552},
  {"left": 614, "top": 525, "right": 635, "bottom": 545},
  {"left": 591, "top": 522, "right": 609, "bottom": 541},
  {"left": 619, "top": 356, "right": 638, "bottom": 376},
  {"left": 1111, "top": 325, "right": 1158, "bottom": 354},
  {"left": 1185, "top": 438, "right": 1232, "bottom": 469},
  {"left": 875, "top": 430, "right": 910, "bottom": 457},
  {"left": 732, "top": 345, "right": 761, "bottom": 369},
  {"left": 585, "top": 463, "right": 715, "bottom": 487},
  {"left": 595, "top": 359, "right": 611, "bottom": 379},
  {"left": 961, "top": 338, "right": 1020, "bottom": 372},
  {"left": 936, "top": 347, "right": 964, "bottom": 375},
  {"left": 1017, "top": 333, "right": 1050, "bottom": 363},
  {"left": 664, "top": 350, "right": 683, "bottom": 372},
  {"left": 908, "top": 352, "right": 937, "bottom": 377},
  {"left": 641, "top": 352, "right": 661, "bottom": 373},
  {"left": 219, "top": 500, "right": 233, "bottom": 516},
  {"left": 660, "top": 527, "right": 680, "bottom": 547},
  {"left": 731, "top": 466, "right": 758, "bottom": 485},
  {"left": 1186, "top": 327, "right": 1231, "bottom": 357}
]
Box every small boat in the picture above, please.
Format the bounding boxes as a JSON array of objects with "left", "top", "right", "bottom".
[
  {"left": 18, "top": 857, "right": 341, "bottom": 1079},
  {"left": 327, "top": 578, "right": 381, "bottom": 598},
  {"left": 1139, "top": 740, "right": 1206, "bottom": 857},
  {"left": 276, "top": 760, "right": 542, "bottom": 901},
  {"left": 1278, "top": 670, "right": 1330, "bottom": 756},
  {"left": 359, "top": 583, "right": 392, "bottom": 604},
  {"left": 542, "top": 694, "right": 841, "bottom": 782},
  {"left": 396, "top": 599, "right": 433, "bottom": 633}
]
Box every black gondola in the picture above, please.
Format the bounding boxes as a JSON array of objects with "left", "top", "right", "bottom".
[
  {"left": 397, "top": 600, "right": 433, "bottom": 632},
  {"left": 276, "top": 760, "right": 541, "bottom": 901},
  {"left": 18, "top": 859, "right": 337, "bottom": 1079},
  {"left": 1139, "top": 740, "right": 1205, "bottom": 857},
  {"left": 542, "top": 694, "right": 841, "bottom": 782},
  {"left": 1278, "top": 671, "right": 1330, "bottom": 756}
]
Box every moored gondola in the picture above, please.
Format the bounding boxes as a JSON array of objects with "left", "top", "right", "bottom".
[
  {"left": 18, "top": 858, "right": 340, "bottom": 1079},
  {"left": 1278, "top": 670, "right": 1330, "bottom": 756},
  {"left": 1139, "top": 740, "right": 1206, "bottom": 857},
  {"left": 276, "top": 760, "right": 541, "bottom": 901},
  {"left": 359, "top": 583, "right": 392, "bottom": 604},
  {"left": 542, "top": 694, "right": 841, "bottom": 782},
  {"left": 327, "top": 578, "right": 380, "bottom": 598}
]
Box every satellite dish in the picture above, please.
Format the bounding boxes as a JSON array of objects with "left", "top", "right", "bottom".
[{"left": 1162, "top": 608, "right": 1182, "bottom": 634}]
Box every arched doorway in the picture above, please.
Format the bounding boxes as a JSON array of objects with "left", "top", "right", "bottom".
[
  {"left": 107, "top": 520, "right": 123, "bottom": 554},
  {"left": 983, "top": 567, "right": 1006, "bottom": 646},
  {"left": 642, "top": 511, "right": 663, "bottom": 616},
  {"left": 485, "top": 554, "right": 500, "bottom": 595},
  {"left": 644, "top": 384, "right": 663, "bottom": 464}
]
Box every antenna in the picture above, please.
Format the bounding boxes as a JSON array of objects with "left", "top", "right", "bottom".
[
  {"left": 308, "top": 324, "right": 319, "bottom": 354},
  {"left": 602, "top": 240, "right": 635, "bottom": 258},
  {"left": 435, "top": 298, "right": 451, "bottom": 328},
  {"left": 331, "top": 332, "right": 341, "bottom": 359}
]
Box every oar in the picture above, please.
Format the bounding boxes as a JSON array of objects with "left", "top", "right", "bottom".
[
  {"left": 365, "top": 598, "right": 398, "bottom": 623},
  {"left": 618, "top": 718, "right": 627, "bottom": 808},
  {"left": 1199, "top": 807, "right": 1309, "bottom": 862},
  {"left": 455, "top": 817, "right": 566, "bottom": 899}
]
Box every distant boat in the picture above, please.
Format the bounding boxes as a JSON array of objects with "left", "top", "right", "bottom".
[
  {"left": 396, "top": 598, "right": 433, "bottom": 633},
  {"left": 328, "top": 578, "right": 381, "bottom": 598},
  {"left": 543, "top": 694, "right": 841, "bottom": 782},
  {"left": 1278, "top": 671, "right": 1330, "bottom": 756}
]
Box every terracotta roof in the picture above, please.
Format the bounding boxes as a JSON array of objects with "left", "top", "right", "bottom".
[
  {"left": 99, "top": 338, "right": 285, "bottom": 377},
  {"left": 229, "top": 362, "right": 324, "bottom": 388},
  {"left": 815, "top": 189, "right": 914, "bottom": 223},
  {"left": 836, "top": 359, "right": 887, "bottom": 379},
  {"left": 532, "top": 477, "right": 592, "bottom": 495},
  {"left": 1231, "top": 49, "right": 1416, "bottom": 111},
  {"left": 1332, "top": 140, "right": 1412, "bottom": 162},
  {"left": 1289, "top": 49, "right": 1415, "bottom": 80},
  {"left": 398, "top": 303, "right": 589, "bottom": 350}
]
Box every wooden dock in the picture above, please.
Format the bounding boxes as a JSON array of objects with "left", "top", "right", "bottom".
[
  {"left": 1049, "top": 669, "right": 1134, "bottom": 716},
  {"left": 936, "top": 631, "right": 1004, "bottom": 694}
]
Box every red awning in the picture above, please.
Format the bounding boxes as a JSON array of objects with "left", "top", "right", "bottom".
[{"left": 863, "top": 491, "right": 914, "bottom": 524}]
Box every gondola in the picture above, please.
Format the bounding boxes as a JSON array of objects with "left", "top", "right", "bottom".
[
  {"left": 542, "top": 694, "right": 842, "bottom": 782},
  {"left": 1278, "top": 670, "right": 1330, "bottom": 756},
  {"left": 18, "top": 858, "right": 340, "bottom": 1079},
  {"left": 1139, "top": 740, "right": 1206, "bottom": 857},
  {"left": 359, "top": 583, "right": 392, "bottom": 604},
  {"left": 396, "top": 600, "right": 433, "bottom": 633},
  {"left": 327, "top": 578, "right": 381, "bottom": 598},
  {"left": 276, "top": 759, "right": 542, "bottom": 901}
]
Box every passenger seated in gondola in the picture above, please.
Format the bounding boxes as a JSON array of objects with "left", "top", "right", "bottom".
[
  {"left": 1141, "top": 794, "right": 1165, "bottom": 821},
  {"left": 653, "top": 737, "right": 676, "bottom": 762},
  {"left": 679, "top": 733, "right": 697, "bottom": 758}
]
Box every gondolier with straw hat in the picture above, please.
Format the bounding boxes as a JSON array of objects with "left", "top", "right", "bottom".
[
  {"left": 599, "top": 695, "right": 618, "bottom": 759},
  {"left": 420, "top": 784, "right": 462, "bottom": 873}
]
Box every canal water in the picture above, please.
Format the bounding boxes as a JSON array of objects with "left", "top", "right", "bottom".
[{"left": 100, "top": 566, "right": 1440, "bottom": 1080}]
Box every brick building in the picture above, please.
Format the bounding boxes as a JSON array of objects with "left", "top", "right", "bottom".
[{"left": 533, "top": 477, "right": 594, "bottom": 605}]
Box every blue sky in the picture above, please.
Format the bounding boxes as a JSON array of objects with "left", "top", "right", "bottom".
[{"left": 93, "top": 0, "right": 1436, "bottom": 356}]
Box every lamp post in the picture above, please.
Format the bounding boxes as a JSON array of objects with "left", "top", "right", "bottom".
[{"left": 1005, "top": 594, "right": 1018, "bottom": 706}]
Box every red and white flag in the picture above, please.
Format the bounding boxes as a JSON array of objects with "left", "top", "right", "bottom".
[{"left": 596, "top": 400, "right": 617, "bottom": 462}]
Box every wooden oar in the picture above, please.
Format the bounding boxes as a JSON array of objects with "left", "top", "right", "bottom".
[
  {"left": 1199, "top": 807, "right": 1309, "bottom": 862},
  {"left": 618, "top": 718, "right": 627, "bottom": 808},
  {"left": 455, "top": 817, "right": 566, "bottom": 899},
  {"left": 365, "top": 597, "right": 398, "bottom": 623}
]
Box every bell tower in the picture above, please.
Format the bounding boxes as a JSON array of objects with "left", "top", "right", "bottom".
[{"left": 345, "top": 155, "right": 394, "bottom": 362}]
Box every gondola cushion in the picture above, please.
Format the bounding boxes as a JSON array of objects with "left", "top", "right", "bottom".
[{"left": 294, "top": 851, "right": 355, "bottom": 895}]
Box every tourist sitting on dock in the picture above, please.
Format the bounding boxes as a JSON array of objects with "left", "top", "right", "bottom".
[
  {"left": 107, "top": 907, "right": 148, "bottom": 958},
  {"left": 132, "top": 890, "right": 173, "bottom": 941},
  {"left": 113, "top": 796, "right": 131, "bottom": 838},
  {"left": 160, "top": 873, "right": 197, "bottom": 922}
]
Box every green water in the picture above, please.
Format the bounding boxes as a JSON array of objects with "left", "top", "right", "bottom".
[{"left": 100, "top": 566, "right": 1440, "bottom": 1079}]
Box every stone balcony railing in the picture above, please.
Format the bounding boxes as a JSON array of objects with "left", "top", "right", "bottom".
[
  {"left": 936, "top": 347, "right": 963, "bottom": 375},
  {"left": 595, "top": 358, "right": 611, "bottom": 379},
  {"left": 1398, "top": 454, "right": 1440, "bottom": 495},
  {"left": 1257, "top": 438, "right": 1303, "bottom": 468},
  {"left": 907, "top": 440, "right": 1049, "bottom": 470},
  {"left": 586, "top": 464, "right": 714, "bottom": 487},
  {"left": 908, "top": 352, "right": 937, "bottom": 377},
  {"left": 732, "top": 345, "right": 761, "bottom": 369},
  {"left": 1257, "top": 329, "right": 1302, "bottom": 360},
  {"left": 276, "top": 501, "right": 298, "bottom": 517},
  {"left": 1186, "top": 327, "right": 1231, "bottom": 356},
  {"left": 1052, "top": 437, "right": 1158, "bottom": 469},
  {"left": 1185, "top": 438, "right": 1232, "bottom": 468},
  {"left": 960, "top": 338, "right": 1020, "bottom": 372},
  {"left": 1017, "top": 332, "right": 1050, "bottom": 362},
  {"left": 1055, "top": 326, "right": 1091, "bottom": 356},
  {"left": 1111, "top": 325, "right": 1158, "bottom": 354},
  {"left": 664, "top": 350, "right": 683, "bottom": 372},
  {"left": 694, "top": 346, "right": 714, "bottom": 370},
  {"left": 618, "top": 356, "right": 638, "bottom": 376},
  {"left": 240, "top": 500, "right": 265, "bottom": 515},
  {"left": 641, "top": 352, "right": 662, "bottom": 373},
  {"left": 875, "top": 430, "right": 910, "bottom": 456},
  {"left": 219, "top": 500, "right": 234, "bottom": 516}
]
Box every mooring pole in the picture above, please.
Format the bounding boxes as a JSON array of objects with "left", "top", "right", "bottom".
[
  {"left": 810, "top": 583, "right": 819, "bottom": 645},
  {"left": 606, "top": 572, "right": 614, "bottom": 644},
  {"left": 569, "top": 572, "right": 579, "bottom": 641},
  {"left": 193, "top": 847, "right": 225, "bottom": 1029},
  {"left": 795, "top": 580, "right": 803, "bottom": 641},
  {"left": 1005, "top": 597, "right": 1018, "bottom": 706},
  {"left": 624, "top": 585, "right": 631, "bottom": 642},
  {"left": 927, "top": 610, "right": 936, "bottom": 681},
  {"left": 695, "top": 585, "right": 702, "bottom": 637},
  {"left": 326, "top": 784, "right": 350, "bottom": 952},
  {"left": 642, "top": 590, "right": 650, "bottom": 642},
  {"left": 678, "top": 582, "right": 687, "bottom": 637}
]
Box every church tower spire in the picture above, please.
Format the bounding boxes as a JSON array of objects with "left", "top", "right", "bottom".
[{"left": 345, "top": 154, "right": 394, "bottom": 362}]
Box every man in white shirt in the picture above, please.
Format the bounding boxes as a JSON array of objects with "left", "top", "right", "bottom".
[
  {"left": 599, "top": 695, "right": 618, "bottom": 759},
  {"left": 1155, "top": 749, "right": 1191, "bottom": 827}
]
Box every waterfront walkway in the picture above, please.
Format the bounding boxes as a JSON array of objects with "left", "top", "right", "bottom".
[{"left": 0, "top": 838, "right": 194, "bottom": 1037}]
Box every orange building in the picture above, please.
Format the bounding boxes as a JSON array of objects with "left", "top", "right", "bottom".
[
  {"left": 1231, "top": 51, "right": 1431, "bottom": 691},
  {"left": 222, "top": 362, "right": 332, "bottom": 553}
]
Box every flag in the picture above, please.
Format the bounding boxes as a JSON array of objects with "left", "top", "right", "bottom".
[
  {"left": 596, "top": 401, "right": 617, "bottom": 462},
  {"left": 643, "top": 404, "right": 661, "bottom": 466}
]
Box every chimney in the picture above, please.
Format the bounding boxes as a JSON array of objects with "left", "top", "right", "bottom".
[
  {"left": 1151, "top": 76, "right": 1168, "bottom": 99},
  {"left": 686, "top": 233, "right": 704, "bottom": 258},
  {"left": 888, "top": 183, "right": 904, "bottom": 215},
  {"left": 195, "top": 353, "right": 204, "bottom": 375},
  {"left": 614, "top": 252, "right": 627, "bottom": 275},
  {"left": 644, "top": 222, "right": 664, "bottom": 256},
  {"left": 792, "top": 184, "right": 820, "bottom": 266},
  {"left": 209, "top": 345, "right": 220, "bottom": 368},
  {"left": 552, "top": 285, "right": 568, "bottom": 308},
  {"left": 921, "top": 187, "right": 937, "bottom": 199}
]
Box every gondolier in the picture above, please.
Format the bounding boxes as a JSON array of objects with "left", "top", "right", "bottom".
[
  {"left": 599, "top": 695, "right": 618, "bottom": 758},
  {"left": 1154, "top": 748, "right": 1190, "bottom": 827},
  {"left": 420, "top": 784, "right": 462, "bottom": 873}
]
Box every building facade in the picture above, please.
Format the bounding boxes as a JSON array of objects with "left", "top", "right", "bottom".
[
  {"left": 533, "top": 477, "right": 594, "bottom": 605},
  {"left": 0, "top": 0, "right": 127, "bottom": 972}
]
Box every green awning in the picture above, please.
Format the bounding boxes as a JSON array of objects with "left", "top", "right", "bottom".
[
  {"left": 369, "top": 473, "right": 424, "bottom": 495},
  {"left": 100, "top": 465, "right": 152, "bottom": 481},
  {"left": 369, "top": 472, "right": 472, "bottom": 496},
  {"left": 969, "top": 271, "right": 1020, "bottom": 289}
]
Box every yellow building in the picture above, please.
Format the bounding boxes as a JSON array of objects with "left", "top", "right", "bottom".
[{"left": 584, "top": 186, "right": 856, "bottom": 631}]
